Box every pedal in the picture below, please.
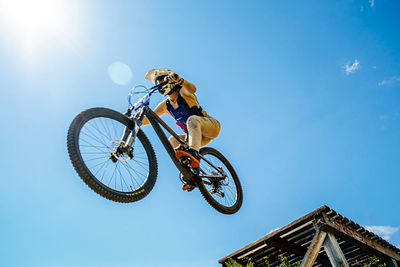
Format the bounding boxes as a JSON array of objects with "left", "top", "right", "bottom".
[
  {"left": 179, "top": 156, "right": 191, "bottom": 166},
  {"left": 182, "top": 184, "right": 195, "bottom": 192},
  {"left": 181, "top": 175, "right": 196, "bottom": 192},
  {"left": 186, "top": 186, "right": 195, "bottom": 192}
]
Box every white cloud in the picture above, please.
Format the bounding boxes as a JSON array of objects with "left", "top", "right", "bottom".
[
  {"left": 364, "top": 225, "right": 398, "bottom": 240},
  {"left": 378, "top": 76, "right": 400, "bottom": 86},
  {"left": 369, "top": 0, "right": 375, "bottom": 7},
  {"left": 344, "top": 59, "right": 360, "bottom": 75}
]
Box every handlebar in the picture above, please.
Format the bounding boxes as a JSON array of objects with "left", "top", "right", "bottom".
[{"left": 125, "top": 81, "right": 168, "bottom": 116}]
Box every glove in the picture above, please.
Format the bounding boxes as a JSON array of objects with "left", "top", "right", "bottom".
[
  {"left": 166, "top": 72, "right": 184, "bottom": 85},
  {"left": 160, "top": 82, "right": 181, "bottom": 96}
]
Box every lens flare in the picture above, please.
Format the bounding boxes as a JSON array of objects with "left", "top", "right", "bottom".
[{"left": 108, "top": 62, "right": 133, "bottom": 86}]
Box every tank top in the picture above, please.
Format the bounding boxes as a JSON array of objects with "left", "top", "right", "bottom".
[{"left": 166, "top": 93, "right": 205, "bottom": 132}]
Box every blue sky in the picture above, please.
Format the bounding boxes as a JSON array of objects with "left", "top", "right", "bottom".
[{"left": 1, "top": 0, "right": 399, "bottom": 266}]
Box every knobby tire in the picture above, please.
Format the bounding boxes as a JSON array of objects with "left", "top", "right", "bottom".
[
  {"left": 67, "top": 107, "right": 158, "bottom": 203},
  {"left": 195, "top": 147, "right": 243, "bottom": 214}
]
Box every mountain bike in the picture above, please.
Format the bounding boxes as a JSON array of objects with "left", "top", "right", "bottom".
[{"left": 67, "top": 82, "right": 243, "bottom": 214}]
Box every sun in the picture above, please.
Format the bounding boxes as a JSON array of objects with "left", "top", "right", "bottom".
[{"left": 0, "top": 0, "right": 72, "bottom": 56}]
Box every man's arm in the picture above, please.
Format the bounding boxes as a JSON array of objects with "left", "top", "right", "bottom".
[
  {"left": 166, "top": 72, "right": 197, "bottom": 95},
  {"left": 140, "top": 99, "right": 167, "bottom": 125},
  {"left": 181, "top": 80, "right": 197, "bottom": 95}
]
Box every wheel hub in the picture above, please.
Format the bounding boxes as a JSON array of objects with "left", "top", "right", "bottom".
[{"left": 110, "top": 139, "right": 133, "bottom": 162}]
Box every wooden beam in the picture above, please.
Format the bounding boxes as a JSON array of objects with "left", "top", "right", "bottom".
[
  {"left": 269, "top": 238, "right": 306, "bottom": 257},
  {"left": 300, "top": 231, "right": 327, "bottom": 267},
  {"left": 269, "top": 237, "right": 331, "bottom": 266},
  {"left": 321, "top": 213, "right": 400, "bottom": 262},
  {"left": 387, "top": 259, "right": 399, "bottom": 267},
  {"left": 323, "top": 232, "right": 350, "bottom": 267}
]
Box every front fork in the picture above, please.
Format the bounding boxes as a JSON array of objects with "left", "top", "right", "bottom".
[
  {"left": 121, "top": 121, "right": 140, "bottom": 148},
  {"left": 112, "top": 108, "right": 145, "bottom": 161}
]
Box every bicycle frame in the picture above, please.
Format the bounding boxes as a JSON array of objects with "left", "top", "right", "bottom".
[{"left": 123, "top": 84, "right": 226, "bottom": 181}]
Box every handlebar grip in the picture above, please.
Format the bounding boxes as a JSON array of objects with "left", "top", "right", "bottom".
[{"left": 156, "top": 81, "right": 168, "bottom": 91}]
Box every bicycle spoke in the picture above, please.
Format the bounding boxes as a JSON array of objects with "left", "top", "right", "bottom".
[
  {"left": 123, "top": 161, "right": 147, "bottom": 180},
  {"left": 79, "top": 139, "right": 109, "bottom": 154},
  {"left": 93, "top": 159, "right": 111, "bottom": 176},
  {"left": 120, "top": 161, "right": 142, "bottom": 189},
  {"left": 88, "top": 121, "right": 113, "bottom": 145},
  {"left": 81, "top": 127, "right": 108, "bottom": 147},
  {"left": 84, "top": 155, "right": 109, "bottom": 162},
  {"left": 132, "top": 159, "right": 149, "bottom": 171},
  {"left": 97, "top": 117, "right": 113, "bottom": 141},
  {"left": 116, "top": 163, "right": 130, "bottom": 191}
]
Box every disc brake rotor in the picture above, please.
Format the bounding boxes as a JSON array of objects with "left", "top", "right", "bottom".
[{"left": 110, "top": 139, "right": 132, "bottom": 162}]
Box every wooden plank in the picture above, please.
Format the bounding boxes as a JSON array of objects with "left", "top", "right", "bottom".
[
  {"left": 269, "top": 237, "right": 331, "bottom": 266},
  {"left": 321, "top": 213, "right": 400, "bottom": 261},
  {"left": 347, "top": 251, "right": 368, "bottom": 265},
  {"left": 269, "top": 238, "right": 306, "bottom": 258},
  {"left": 300, "top": 231, "right": 327, "bottom": 267},
  {"left": 323, "top": 232, "right": 350, "bottom": 267},
  {"left": 285, "top": 226, "right": 315, "bottom": 242}
]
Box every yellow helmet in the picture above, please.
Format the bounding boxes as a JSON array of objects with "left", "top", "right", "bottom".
[
  {"left": 145, "top": 68, "right": 172, "bottom": 85},
  {"left": 145, "top": 68, "right": 181, "bottom": 96}
]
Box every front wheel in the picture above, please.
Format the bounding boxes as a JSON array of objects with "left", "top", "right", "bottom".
[
  {"left": 195, "top": 147, "right": 243, "bottom": 214},
  {"left": 67, "top": 107, "right": 158, "bottom": 203}
]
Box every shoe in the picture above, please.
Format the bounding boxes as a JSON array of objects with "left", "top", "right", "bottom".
[
  {"left": 175, "top": 147, "right": 200, "bottom": 168},
  {"left": 181, "top": 176, "right": 195, "bottom": 191},
  {"left": 182, "top": 184, "right": 195, "bottom": 191}
]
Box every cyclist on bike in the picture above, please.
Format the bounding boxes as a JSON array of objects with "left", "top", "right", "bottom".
[{"left": 141, "top": 68, "right": 221, "bottom": 173}]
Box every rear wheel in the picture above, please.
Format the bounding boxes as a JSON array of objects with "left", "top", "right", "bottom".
[
  {"left": 67, "top": 107, "right": 158, "bottom": 203},
  {"left": 195, "top": 147, "right": 242, "bottom": 214}
]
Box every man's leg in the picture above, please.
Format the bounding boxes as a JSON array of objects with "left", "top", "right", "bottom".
[
  {"left": 168, "top": 134, "right": 186, "bottom": 149},
  {"left": 200, "top": 137, "right": 212, "bottom": 147},
  {"left": 176, "top": 115, "right": 221, "bottom": 168},
  {"left": 169, "top": 134, "right": 193, "bottom": 191},
  {"left": 187, "top": 115, "right": 221, "bottom": 151}
]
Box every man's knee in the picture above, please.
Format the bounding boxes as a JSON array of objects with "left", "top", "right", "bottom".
[{"left": 187, "top": 116, "right": 201, "bottom": 129}]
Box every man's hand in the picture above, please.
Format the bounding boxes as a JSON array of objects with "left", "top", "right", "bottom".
[
  {"left": 161, "top": 82, "right": 177, "bottom": 94},
  {"left": 166, "top": 72, "right": 184, "bottom": 85}
]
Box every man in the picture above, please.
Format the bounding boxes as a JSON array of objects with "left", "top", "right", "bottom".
[{"left": 141, "top": 69, "right": 220, "bottom": 188}]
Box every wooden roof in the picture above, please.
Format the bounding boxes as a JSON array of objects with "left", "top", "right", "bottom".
[{"left": 219, "top": 205, "right": 400, "bottom": 266}]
